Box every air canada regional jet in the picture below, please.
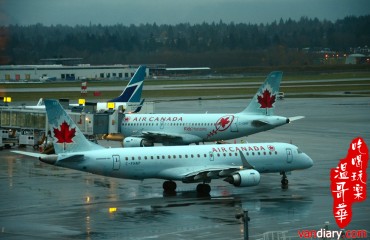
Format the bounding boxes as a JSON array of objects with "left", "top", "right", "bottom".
[
  {"left": 121, "top": 71, "right": 304, "bottom": 147},
  {"left": 12, "top": 99, "right": 313, "bottom": 194}
]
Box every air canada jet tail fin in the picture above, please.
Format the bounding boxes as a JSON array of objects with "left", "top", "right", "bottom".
[
  {"left": 241, "top": 71, "right": 283, "bottom": 116},
  {"left": 44, "top": 99, "right": 105, "bottom": 154},
  {"left": 109, "top": 65, "right": 146, "bottom": 103}
]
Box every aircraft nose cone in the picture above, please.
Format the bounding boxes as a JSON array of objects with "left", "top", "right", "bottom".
[{"left": 304, "top": 154, "right": 314, "bottom": 168}]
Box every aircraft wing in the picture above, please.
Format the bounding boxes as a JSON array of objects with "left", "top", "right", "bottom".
[
  {"left": 132, "top": 131, "right": 203, "bottom": 145},
  {"left": 158, "top": 165, "right": 242, "bottom": 183},
  {"left": 140, "top": 131, "right": 184, "bottom": 140}
]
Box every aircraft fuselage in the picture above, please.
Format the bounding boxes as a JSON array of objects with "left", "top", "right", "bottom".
[
  {"left": 121, "top": 113, "right": 290, "bottom": 144},
  {"left": 55, "top": 142, "right": 312, "bottom": 182}
]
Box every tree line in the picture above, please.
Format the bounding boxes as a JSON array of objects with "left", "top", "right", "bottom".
[{"left": 1, "top": 15, "right": 369, "bottom": 67}]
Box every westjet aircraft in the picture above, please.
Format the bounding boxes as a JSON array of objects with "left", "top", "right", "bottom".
[
  {"left": 24, "top": 65, "right": 146, "bottom": 110},
  {"left": 109, "top": 65, "right": 146, "bottom": 103},
  {"left": 12, "top": 99, "right": 313, "bottom": 194},
  {"left": 122, "top": 71, "right": 303, "bottom": 147}
]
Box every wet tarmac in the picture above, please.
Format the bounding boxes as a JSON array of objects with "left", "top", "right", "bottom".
[{"left": 1, "top": 97, "right": 369, "bottom": 239}]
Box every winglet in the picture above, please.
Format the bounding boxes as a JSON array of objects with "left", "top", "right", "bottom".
[
  {"left": 238, "top": 150, "right": 255, "bottom": 169},
  {"left": 241, "top": 71, "right": 283, "bottom": 116},
  {"left": 109, "top": 65, "right": 146, "bottom": 103},
  {"left": 44, "top": 99, "right": 105, "bottom": 154}
]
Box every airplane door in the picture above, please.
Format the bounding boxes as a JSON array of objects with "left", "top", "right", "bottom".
[
  {"left": 160, "top": 120, "right": 164, "bottom": 129},
  {"left": 209, "top": 152, "right": 214, "bottom": 161},
  {"left": 112, "top": 155, "right": 121, "bottom": 170},
  {"left": 231, "top": 117, "right": 238, "bottom": 132},
  {"left": 286, "top": 148, "right": 293, "bottom": 163}
]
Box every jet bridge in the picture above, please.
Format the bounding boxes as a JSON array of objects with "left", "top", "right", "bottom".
[
  {"left": 0, "top": 100, "right": 154, "bottom": 147},
  {"left": 0, "top": 107, "right": 118, "bottom": 136}
]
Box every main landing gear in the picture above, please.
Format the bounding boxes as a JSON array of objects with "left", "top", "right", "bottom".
[
  {"left": 163, "top": 180, "right": 177, "bottom": 193},
  {"left": 196, "top": 183, "right": 211, "bottom": 195},
  {"left": 280, "top": 172, "right": 289, "bottom": 189},
  {"left": 162, "top": 181, "right": 211, "bottom": 195}
]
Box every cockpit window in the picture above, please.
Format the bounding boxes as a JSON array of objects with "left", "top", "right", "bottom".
[{"left": 297, "top": 148, "right": 303, "bottom": 154}]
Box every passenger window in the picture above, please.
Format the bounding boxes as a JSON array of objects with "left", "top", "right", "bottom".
[
  {"left": 125, "top": 157, "right": 128, "bottom": 161},
  {"left": 132, "top": 157, "right": 135, "bottom": 160}
]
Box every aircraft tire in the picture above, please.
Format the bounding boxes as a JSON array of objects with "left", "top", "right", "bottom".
[
  {"left": 163, "top": 180, "right": 177, "bottom": 192},
  {"left": 196, "top": 183, "right": 211, "bottom": 195},
  {"left": 281, "top": 178, "right": 288, "bottom": 185},
  {"left": 281, "top": 178, "right": 289, "bottom": 189}
]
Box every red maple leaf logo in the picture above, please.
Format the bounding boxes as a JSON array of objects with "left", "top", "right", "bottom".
[
  {"left": 214, "top": 115, "right": 234, "bottom": 132},
  {"left": 257, "top": 89, "right": 276, "bottom": 109},
  {"left": 218, "top": 117, "right": 230, "bottom": 128},
  {"left": 267, "top": 145, "right": 275, "bottom": 151},
  {"left": 53, "top": 121, "right": 76, "bottom": 143}
]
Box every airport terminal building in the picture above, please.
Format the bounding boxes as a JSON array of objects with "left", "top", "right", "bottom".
[{"left": 0, "top": 63, "right": 150, "bottom": 82}]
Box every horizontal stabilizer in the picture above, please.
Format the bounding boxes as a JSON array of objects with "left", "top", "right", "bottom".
[
  {"left": 11, "top": 150, "right": 58, "bottom": 164},
  {"left": 59, "top": 154, "right": 85, "bottom": 163},
  {"left": 11, "top": 150, "right": 46, "bottom": 159},
  {"left": 288, "top": 116, "right": 305, "bottom": 122},
  {"left": 251, "top": 119, "right": 269, "bottom": 127}
]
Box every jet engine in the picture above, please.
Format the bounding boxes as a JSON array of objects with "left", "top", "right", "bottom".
[
  {"left": 123, "top": 137, "right": 154, "bottom": 147},
  {"left": 224, "top": 169, "right": 261, "bottom": 187}
]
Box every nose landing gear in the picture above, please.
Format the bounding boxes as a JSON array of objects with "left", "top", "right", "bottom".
[{"left": 281, "top": 172, "right": 289, "bottom": 189}]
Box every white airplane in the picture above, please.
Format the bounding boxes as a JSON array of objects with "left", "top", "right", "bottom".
[
  {"left": 12, "top": 99, "right": 313, "bottom": 194},
  {"left": 23, "top": 97, "right": 46, "bottom": 110},
  {"left": 121, "top": 71, "right": 304, "bottom": 147},
  {"left": 24, "top": 65, "right": 147, "bottom": 110}
]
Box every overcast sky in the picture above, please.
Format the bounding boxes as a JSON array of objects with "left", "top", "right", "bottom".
[{"left": 1, "top": 0, "right": 370, "bottom": 26}]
